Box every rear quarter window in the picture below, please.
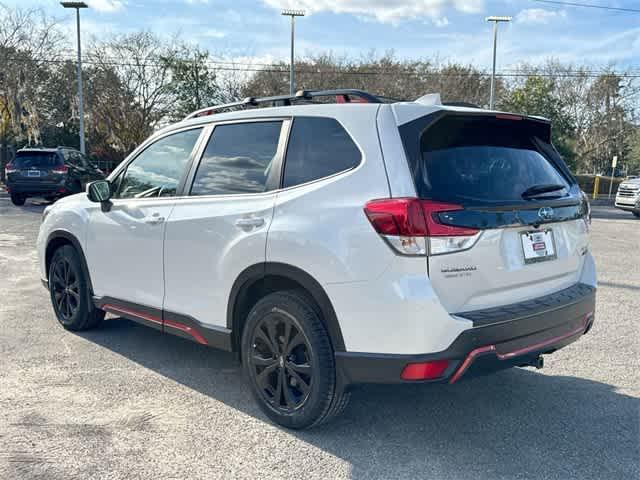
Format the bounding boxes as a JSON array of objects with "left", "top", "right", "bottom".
[{"left": 283, "top": 117, "right": 361, "bottom": 188}]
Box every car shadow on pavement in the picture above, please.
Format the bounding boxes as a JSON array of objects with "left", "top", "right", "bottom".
[{"left": 78, "top": 317, "right": 639, "bottom": 480}]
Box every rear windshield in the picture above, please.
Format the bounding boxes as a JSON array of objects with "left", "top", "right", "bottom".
[
  {"left": 14, "top": 152, "right": 62, "bottom": 168},
  {"left": 414, "top": 115, "right": 571, "bottom": 204}
]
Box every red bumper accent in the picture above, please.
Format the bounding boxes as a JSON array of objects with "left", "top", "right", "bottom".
[{"left": 448, "top": 312, "right": 593, "bottom": 384}]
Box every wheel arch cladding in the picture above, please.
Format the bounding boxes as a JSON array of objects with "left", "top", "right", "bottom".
[
  {"left": 46, "top": 231, "right": 94, "bottom": 296},
  {"left": 227, "top": 262, "right": 346, "bottom": 353}
]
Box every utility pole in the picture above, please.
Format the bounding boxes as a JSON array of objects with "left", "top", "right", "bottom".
[
  {"left": 486, "top": 16, "right": 511, "bottom": 110},
  {"left": 281, "top": 9, "right": 305, "bottom": 95},
  {"left": 61, "top": 2, "right": 88, "bottom": 154}
]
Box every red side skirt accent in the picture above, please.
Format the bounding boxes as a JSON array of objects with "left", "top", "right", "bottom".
[
  {"left": 102, "top": 304, "right": 162, "bottom": 326},
  {"left": 164, "top": 319, "right": 209, "bottom": 346},
  {"left": 102, "top": 304, "right": 208, "bottom": 346}
]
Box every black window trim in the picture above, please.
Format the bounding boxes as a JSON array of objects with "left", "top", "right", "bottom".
[
  {"left": 184, "top": 117, "right": 292, "bottom": 198},
  {"left": 106, "top": 125, "right": 208, "bottom": 202},
  {"left": 278, "top": 116, "right": 364, "bottom": 192}
]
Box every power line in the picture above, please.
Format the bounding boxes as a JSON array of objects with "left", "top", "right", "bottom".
[
  {"left": 5, "top": 55, "right": 640, "bottom": 79},
  {"left": 531, "top": 0, "right": 640, "bottom": 13}
]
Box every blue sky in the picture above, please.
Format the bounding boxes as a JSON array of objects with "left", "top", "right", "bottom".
[{"left": 15, "top": 0, "right": 640, "bottom": 69}]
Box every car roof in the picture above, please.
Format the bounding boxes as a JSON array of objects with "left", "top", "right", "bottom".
[
  {"left": 17, "top": 146, "right": 78, "bottom": 154},
  {"left": 17, "top": 148, "right": 60, "bottom": 154},
  {"left": 161, "top": 101, "right": 548, "bottom": 138}
]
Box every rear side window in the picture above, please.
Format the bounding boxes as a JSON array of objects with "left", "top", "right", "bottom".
[
  {"left": 14, "top": 152, "right": 62, "bottom": 168},
  {"left": 190, "top": 121, "right": 282, "bottom": 196},
  {"left": 414, "top": 115, "right": 570, "bottom": 204},
  {"left": 283, "top": 117, "right": 361, "bottom": 188}
]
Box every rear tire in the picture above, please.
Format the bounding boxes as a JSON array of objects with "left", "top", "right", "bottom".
[
  {"left": 633, "top": 211, "right": 640, "bottom": 218},
  {"left": 10, "top": 194, "right": 26, "bottom": 206},
  {"left": 241, "top": 290, "right": 350, "bottom": 429},
  {"left": 48, "top": 245, "right": 105, "bottom": 331}
]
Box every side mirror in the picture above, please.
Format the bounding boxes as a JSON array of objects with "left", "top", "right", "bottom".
[{"left": 87, "top": 180, "right": 112, "bottom": 211}]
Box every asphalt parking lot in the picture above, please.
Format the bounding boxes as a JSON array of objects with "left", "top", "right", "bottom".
[{"left": 0, "top": 194, "right": 638, "bottom": 480}]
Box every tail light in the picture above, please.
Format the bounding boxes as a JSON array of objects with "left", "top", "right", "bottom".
[
  {"left": 5, "top": 163, "right": 16, "bottom": 175},
  {"left": 52, "top": 165, "right": 69, "bottom": 174},
  {"left": 364, "top": 198, "right": 480, "bottom": 256}
]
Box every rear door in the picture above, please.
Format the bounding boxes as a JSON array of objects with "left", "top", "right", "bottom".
[
  {"left": 163, "top": 119, "right": 288, "bottom": 329},
  {"left": 399, "top": 113, "right": 590, "bottom": 312}
]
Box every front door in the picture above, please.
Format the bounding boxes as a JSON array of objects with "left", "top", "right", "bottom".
[{"left": 85, "top": 127, "right": 204, "bottom": 314}]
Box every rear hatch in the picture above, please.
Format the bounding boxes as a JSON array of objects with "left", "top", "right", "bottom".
[
  {"left": 9, "top": 151, "right": 63, "bottom": 185},
  {"left": 399, "top": 112, "right": 589, "bottom": 313}
]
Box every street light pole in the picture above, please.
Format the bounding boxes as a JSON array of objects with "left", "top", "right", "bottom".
[
  {"left": 61, "top": 2, "right": 88, "bottom": 154},
  {"left": 485, "top": 16, "right": 511, "bottom": 110},
  {"left": 281, "top": 9, "right": 305, "bottom": 95}
]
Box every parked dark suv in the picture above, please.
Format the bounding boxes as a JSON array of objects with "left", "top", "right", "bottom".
[{"left": 5, "top": 147, "right": 105, "bottom": 205}]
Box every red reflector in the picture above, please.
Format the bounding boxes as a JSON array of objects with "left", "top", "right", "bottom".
[
  {"left": 401, "top": 360, "right": 450, "bottom": 380},
  {"left": 52, "top": 165, "right": 69, "bottom": 174},
  {"left": 364, "top": 198, "right": 478, "bottom": 237},
  {"left": 495, "top": 113, "right": 523, "bottom": 121}
]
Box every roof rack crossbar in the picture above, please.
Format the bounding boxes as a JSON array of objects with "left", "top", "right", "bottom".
[{"left": 183, "top": 89, "right": 382, "bottom": 120}]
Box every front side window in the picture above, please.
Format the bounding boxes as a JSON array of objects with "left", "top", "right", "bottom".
[
  {"left": 190, "top": 121, "right": 282, "bottom": 196},
  {"left": 283, "top": 117, "right": 361, "bottom": 188},
  {"left": 114, "top": 128, "right": 202, "bottom": 199}
]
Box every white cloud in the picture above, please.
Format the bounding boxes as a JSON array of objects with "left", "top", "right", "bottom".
[
  {"left": 515, "top": 8, "right": 566, "bottom": 25},
  {"left": 434, "top": 16, "right": 449, "bottom": 27},
  {"left": 86, "top": 0, "right": 125, "bottom": 13},
  {"left": 261, "top": 0, "right": 484, "bottom": 25},
  {"left": 203, "top": 29, "right": 227, "bottom": 39}
]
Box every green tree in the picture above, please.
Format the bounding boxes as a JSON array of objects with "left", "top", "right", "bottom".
[
  {"left": 163, "top": 46, "right": 222, "bottom": 121},
  {"left": 500, "top": 75, "right": 576, "bottom": 169}
]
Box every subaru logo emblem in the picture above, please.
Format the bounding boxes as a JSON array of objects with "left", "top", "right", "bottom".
[{"left": 538, "top": 207, "right": 554, "bottom": 220}]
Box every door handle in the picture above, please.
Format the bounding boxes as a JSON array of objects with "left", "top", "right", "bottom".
[
  {"left": 145, "top": 213, "right": 165, "bottom": 225},
  {"left": 235, "top": 217, "right": 265, "bottom": 229}
]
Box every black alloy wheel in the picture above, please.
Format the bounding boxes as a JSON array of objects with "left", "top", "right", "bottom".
[
  {"left": 249, "top": 310, "right": 313, "bottom": 412},
  {"left": 48, "top": 245, "right": 105, "bottom": 330},
  {"left": 241, "top": 290, "right": 351, "bottom": 429},
  {"left": 51, "top": 256, "right": 81, "bottom": 321}
]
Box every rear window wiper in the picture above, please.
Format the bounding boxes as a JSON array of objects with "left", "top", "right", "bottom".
[{"left": 521, "top": 184, "right": 567, "bottom": 199}]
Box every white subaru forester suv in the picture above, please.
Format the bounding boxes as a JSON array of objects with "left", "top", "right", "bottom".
[{"left": 37, "top": 90, "right": 597, "bottom": 429}]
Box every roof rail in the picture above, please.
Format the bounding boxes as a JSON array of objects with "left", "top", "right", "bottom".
[{"left": 183, "top": 89, "right": 383, "bottom": 120}]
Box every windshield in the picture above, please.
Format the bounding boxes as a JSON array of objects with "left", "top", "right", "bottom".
[
  {"left": 415, "top": 115, "right": 571, "bottom": 204},
  {"left": 14, "top": 152, "right": 62, "bottom": 169}
]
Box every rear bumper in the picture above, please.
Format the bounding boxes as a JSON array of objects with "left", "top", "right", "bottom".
[
  {"left": 335, "top": 283, "right": 595, "bottom": 385},
  {"left": 7, "top": 181, "right": 65, "bottom": 196}
]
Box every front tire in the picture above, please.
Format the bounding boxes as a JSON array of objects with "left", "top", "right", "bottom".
[
  {"left": 48, "top": 245, "right": 105, "bottom": 331},
  {"left": 11, "top": 194, "right": 26, "bottom": 206},
  {"left": 241, "top": 290, "right": 350, "bottom": 429}
]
